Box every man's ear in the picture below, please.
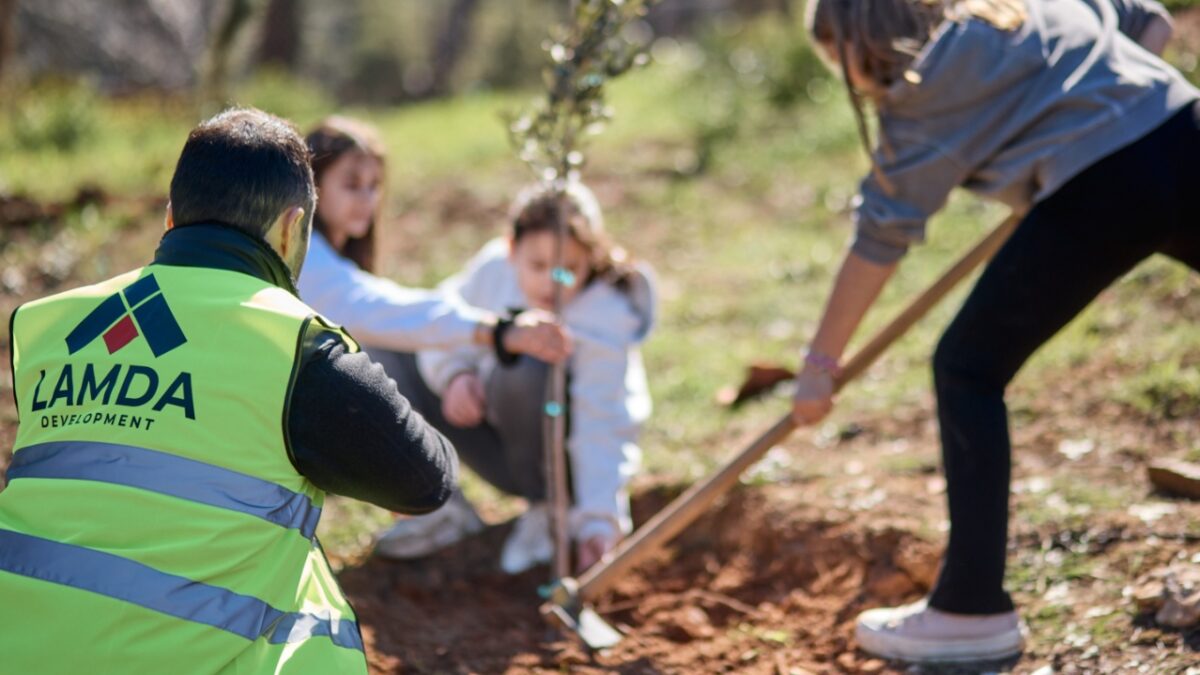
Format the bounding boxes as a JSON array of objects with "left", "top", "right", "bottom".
[
  {"left": 266, "top": 205, "right": 310, "bottom": 279},
  {"left": 282, "top": 206, "right": 306, "bottom": 241},
  {"left": 277, "top": 206, "right": 307, "bottom": 260},
  {"left": 164, "top": 202, "right": 175, "bottom": 231}
]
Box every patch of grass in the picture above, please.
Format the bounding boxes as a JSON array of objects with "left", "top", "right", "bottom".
[
  {"left": 317, "top": 499, "right": 395, "bottom": 567},
  {"left": 7, "top": 80, "right": 100, "bottom": 153},
  {"left": 735, "top": 622, "right": 794, "bottom": 647},
  {"left": 1022, "top": 598, "right": 1085, "bottom": 656},
  {"left": 226, "top": 69, "right": 339, "bottom": 127},
  {"left": 0, "top": 85, "right": 194, "bottom": 201},
  {"left": 879, "top": 453, "right": 938, "bottom": 476},
  {"left": 1058, "top": 480, "right": 1134, "bottom": 514},
  {"left": 1019, "top": 476, "right": 1135, "bottom": 529},
  {"left": 1116, "top": 358, "right": 1200, "bottom": 420},
  {"left": 1087, "top": 610, "right": 1129, "bottom": 647},
  {"left": 1009, "top": 547, "right": 1097, "bottom": 594}
]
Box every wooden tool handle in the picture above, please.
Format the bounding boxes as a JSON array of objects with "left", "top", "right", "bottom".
[
  {"left": 575, "top": 414, "right": 796, "bottom": 600},
  {"left": 576, "top": 214, "right": 1020, "bottom": 602}
]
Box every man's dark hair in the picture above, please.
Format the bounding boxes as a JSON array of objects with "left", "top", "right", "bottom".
[{"left": 169, "top": 108, "right": 315, "bottom": 237}]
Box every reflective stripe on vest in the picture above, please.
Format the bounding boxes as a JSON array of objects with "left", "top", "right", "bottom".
[
  {"left": 0, "top": 529, "right": 363, "bottom": 652},
  {"left": 7, "top": 441, "right": 322, "bottom": 539}
]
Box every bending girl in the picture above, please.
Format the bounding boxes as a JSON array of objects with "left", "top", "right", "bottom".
[{"left": 796, "top": 0, "right": 1194, "bottom": 663}]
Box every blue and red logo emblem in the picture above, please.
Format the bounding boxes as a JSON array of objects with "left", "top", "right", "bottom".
[{"left": 65, "top": 274, "right": 187, "bottom": 358}]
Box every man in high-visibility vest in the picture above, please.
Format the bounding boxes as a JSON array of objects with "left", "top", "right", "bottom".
[{"left": 0, "top": 108, "right": 459, "bottom": 673}]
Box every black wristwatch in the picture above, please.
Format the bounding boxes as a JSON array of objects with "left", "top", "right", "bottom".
[{"left": 492, "top": 314, "right": 520, "bottom": 366}]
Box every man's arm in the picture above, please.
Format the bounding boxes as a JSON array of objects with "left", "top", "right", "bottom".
[
  {"left": 286, "top": 330, "right": 457, "bottom": 514},
  {"left": 1138, "top": 13, "right": 1173, "bottom": 55},
  {"left": 299, "top": 236, "right": 569, "bottom": 361},
  {"left": 1107, "top": 0, "right": 1174, "bottom": 54}
]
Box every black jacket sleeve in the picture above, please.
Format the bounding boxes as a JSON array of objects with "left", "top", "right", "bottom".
[{"left": 285, "top": 328, "right": 458, "bottom": 514}]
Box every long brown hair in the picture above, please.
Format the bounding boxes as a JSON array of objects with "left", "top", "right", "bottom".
[
  {"left": 510, "top": 181, "right": 635, "bottom": 293},
  {"left": 305, "top": 116, "right": 387, "bottom": 273},
  {"left": 805, "top": 0, "right": 1025, "bottom": 192}
]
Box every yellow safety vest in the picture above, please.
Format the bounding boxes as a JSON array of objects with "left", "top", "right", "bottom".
[{"left": 1, "top": 263, "right": 367, "bottom": 674}]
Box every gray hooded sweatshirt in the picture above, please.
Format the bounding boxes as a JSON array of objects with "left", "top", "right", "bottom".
[
  {"left": 853, "top": 0, "right": 1198, "bottom": 264},
  {"left": 417, "top": 238, "right": 656, "bottom": 540}
]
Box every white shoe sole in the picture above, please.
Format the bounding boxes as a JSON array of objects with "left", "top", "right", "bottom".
[
  {"left": 374, "top": 505, "right": 485, "bottom": 560},
  {"left": 855, "top": 625, "right": 1024, "bottom": 663},
  {"left": 499, "top": 539, "right": 553, "bottom": 575},
  {"left": 499, "top": 508, "right": 554, "bottom": 575},
  {"left": 375, "top": 523, "right": 469, "bottom": 560}
]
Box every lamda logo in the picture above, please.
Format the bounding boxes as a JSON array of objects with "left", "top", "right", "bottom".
[
  {"left": 65, "top": 273, "right": 187, "bottom": 357},
  {"left": 31, "top": 274, "right": 196, "bottom": 430}
]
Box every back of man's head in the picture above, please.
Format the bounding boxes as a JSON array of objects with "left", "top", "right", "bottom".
[{"left": 169, "top": 108, "right": 314, "bottom": 239}]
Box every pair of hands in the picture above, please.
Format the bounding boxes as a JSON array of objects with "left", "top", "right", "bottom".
[
  {"left": 501, "top": 309, "right": 572, "bottom": 364},
  {"left": 446, "top": 310, "right": 573, "bottom": 427},
  {"left": 576, "top": 534, "right": 612, "bottom": 573},
  {"left": 442, "top": 372, "right": 486, "bottom": 428}
]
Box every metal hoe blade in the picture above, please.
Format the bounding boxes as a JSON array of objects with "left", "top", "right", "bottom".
[
  {"left": 543, "top": 603, "right": 623, "bottom": 650},
  {"left": 541, "top": 578, "right": 623, "bottom": 650}
]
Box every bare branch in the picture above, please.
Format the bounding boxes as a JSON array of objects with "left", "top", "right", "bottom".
[{"left": 506, "top": 0, "right": 659, "bottom": 184}]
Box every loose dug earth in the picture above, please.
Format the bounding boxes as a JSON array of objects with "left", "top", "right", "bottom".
[
  {"left": 339, "top": 485, "right": 942, "bottom": 675},
  {"left": 339, "top": 375, "right": 1200, "bottom": 675}
]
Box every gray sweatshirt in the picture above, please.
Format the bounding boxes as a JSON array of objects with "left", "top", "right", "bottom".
[
  {"left": 853, "top": 0, "right": 1197, "bottom": 264},
  {"left": 418, "top": 238, "right": 656, "bottom": 538}
]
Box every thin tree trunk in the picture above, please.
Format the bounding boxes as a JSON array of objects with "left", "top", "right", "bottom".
[
  {"left": 256, "top": 0, "right": 300, "bottom": 70},
  {"left": 203, "top": 0, "right": 259, "bottom": 106},
  {"left": 424, "top": 0, "right": 480, "bottom": 98},
  {"left": 0, "top": 0, "right": 17, "bottom": 83}
]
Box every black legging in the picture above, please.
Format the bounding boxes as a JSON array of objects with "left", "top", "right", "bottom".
[{"left": 927, "top": 100, "right": 1200, "bottom": 614}]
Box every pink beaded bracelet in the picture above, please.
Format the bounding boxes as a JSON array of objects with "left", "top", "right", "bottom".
[{"left": 804, "top": 349, "right": 842, "bottom": 378}]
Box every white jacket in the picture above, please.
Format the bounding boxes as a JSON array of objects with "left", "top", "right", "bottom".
[
  {"left": 418, "top": 238, "right": 656, "bottom": 540},
  {"left": 297, "top": 232, "right": 490, "bottom": 351}
]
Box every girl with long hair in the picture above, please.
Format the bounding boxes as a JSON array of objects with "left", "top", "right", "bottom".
[{"left": 795, "top": 0, "right": 1191, "bottom": 662}]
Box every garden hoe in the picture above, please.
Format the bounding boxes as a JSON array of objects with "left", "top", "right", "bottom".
[{"left": 541, "top": 213, "right": 1021, "bottom": 650}]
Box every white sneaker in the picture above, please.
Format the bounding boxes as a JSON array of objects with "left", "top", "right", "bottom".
[
  {"left": 499, "top": 503, "right": 554, "bottom": 575},
  {"left": 374, "top": 492, "right": 485, "bottom": 560},
  {"left": 855, "top": 598, "right": 1024, "bottom": 663}
]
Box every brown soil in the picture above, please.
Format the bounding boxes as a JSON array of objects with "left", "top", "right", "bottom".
[
  {"left": 335, "top": 327, "right": 1200, "bottom": 674},
  {"left": 340, "top": 486, "right": 941, "bottom": 675}
]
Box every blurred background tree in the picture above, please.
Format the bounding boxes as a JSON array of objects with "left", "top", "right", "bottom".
[
  {"left": 256, "top": 0, "right": 301, "bottom": 70},
  {"left": 4, "top": 0, "right": 805, "bottom": 101},
  {"left": 14, "top": 0, "right": 214, "bottom": 93},
  {"left": 1, "top": 0, "right": 1196, "bottom": 179},
  {"left": 7, "top": 0, "right": 1194, "bottom": 110},
  {"left": 0, "top": 0, "right": 17, "bottom": 86}
]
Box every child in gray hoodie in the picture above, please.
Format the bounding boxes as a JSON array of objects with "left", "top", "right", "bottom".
[
  {"left": 373, "top": 181, "right": 656, "bottom": 576},
  {"left": 792, "top": 0, "right": 1197, "bottom": 663}
]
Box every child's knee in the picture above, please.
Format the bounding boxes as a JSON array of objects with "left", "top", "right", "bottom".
[{"left": 487, "top": 357, "right": 552, "bottom": 400}]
